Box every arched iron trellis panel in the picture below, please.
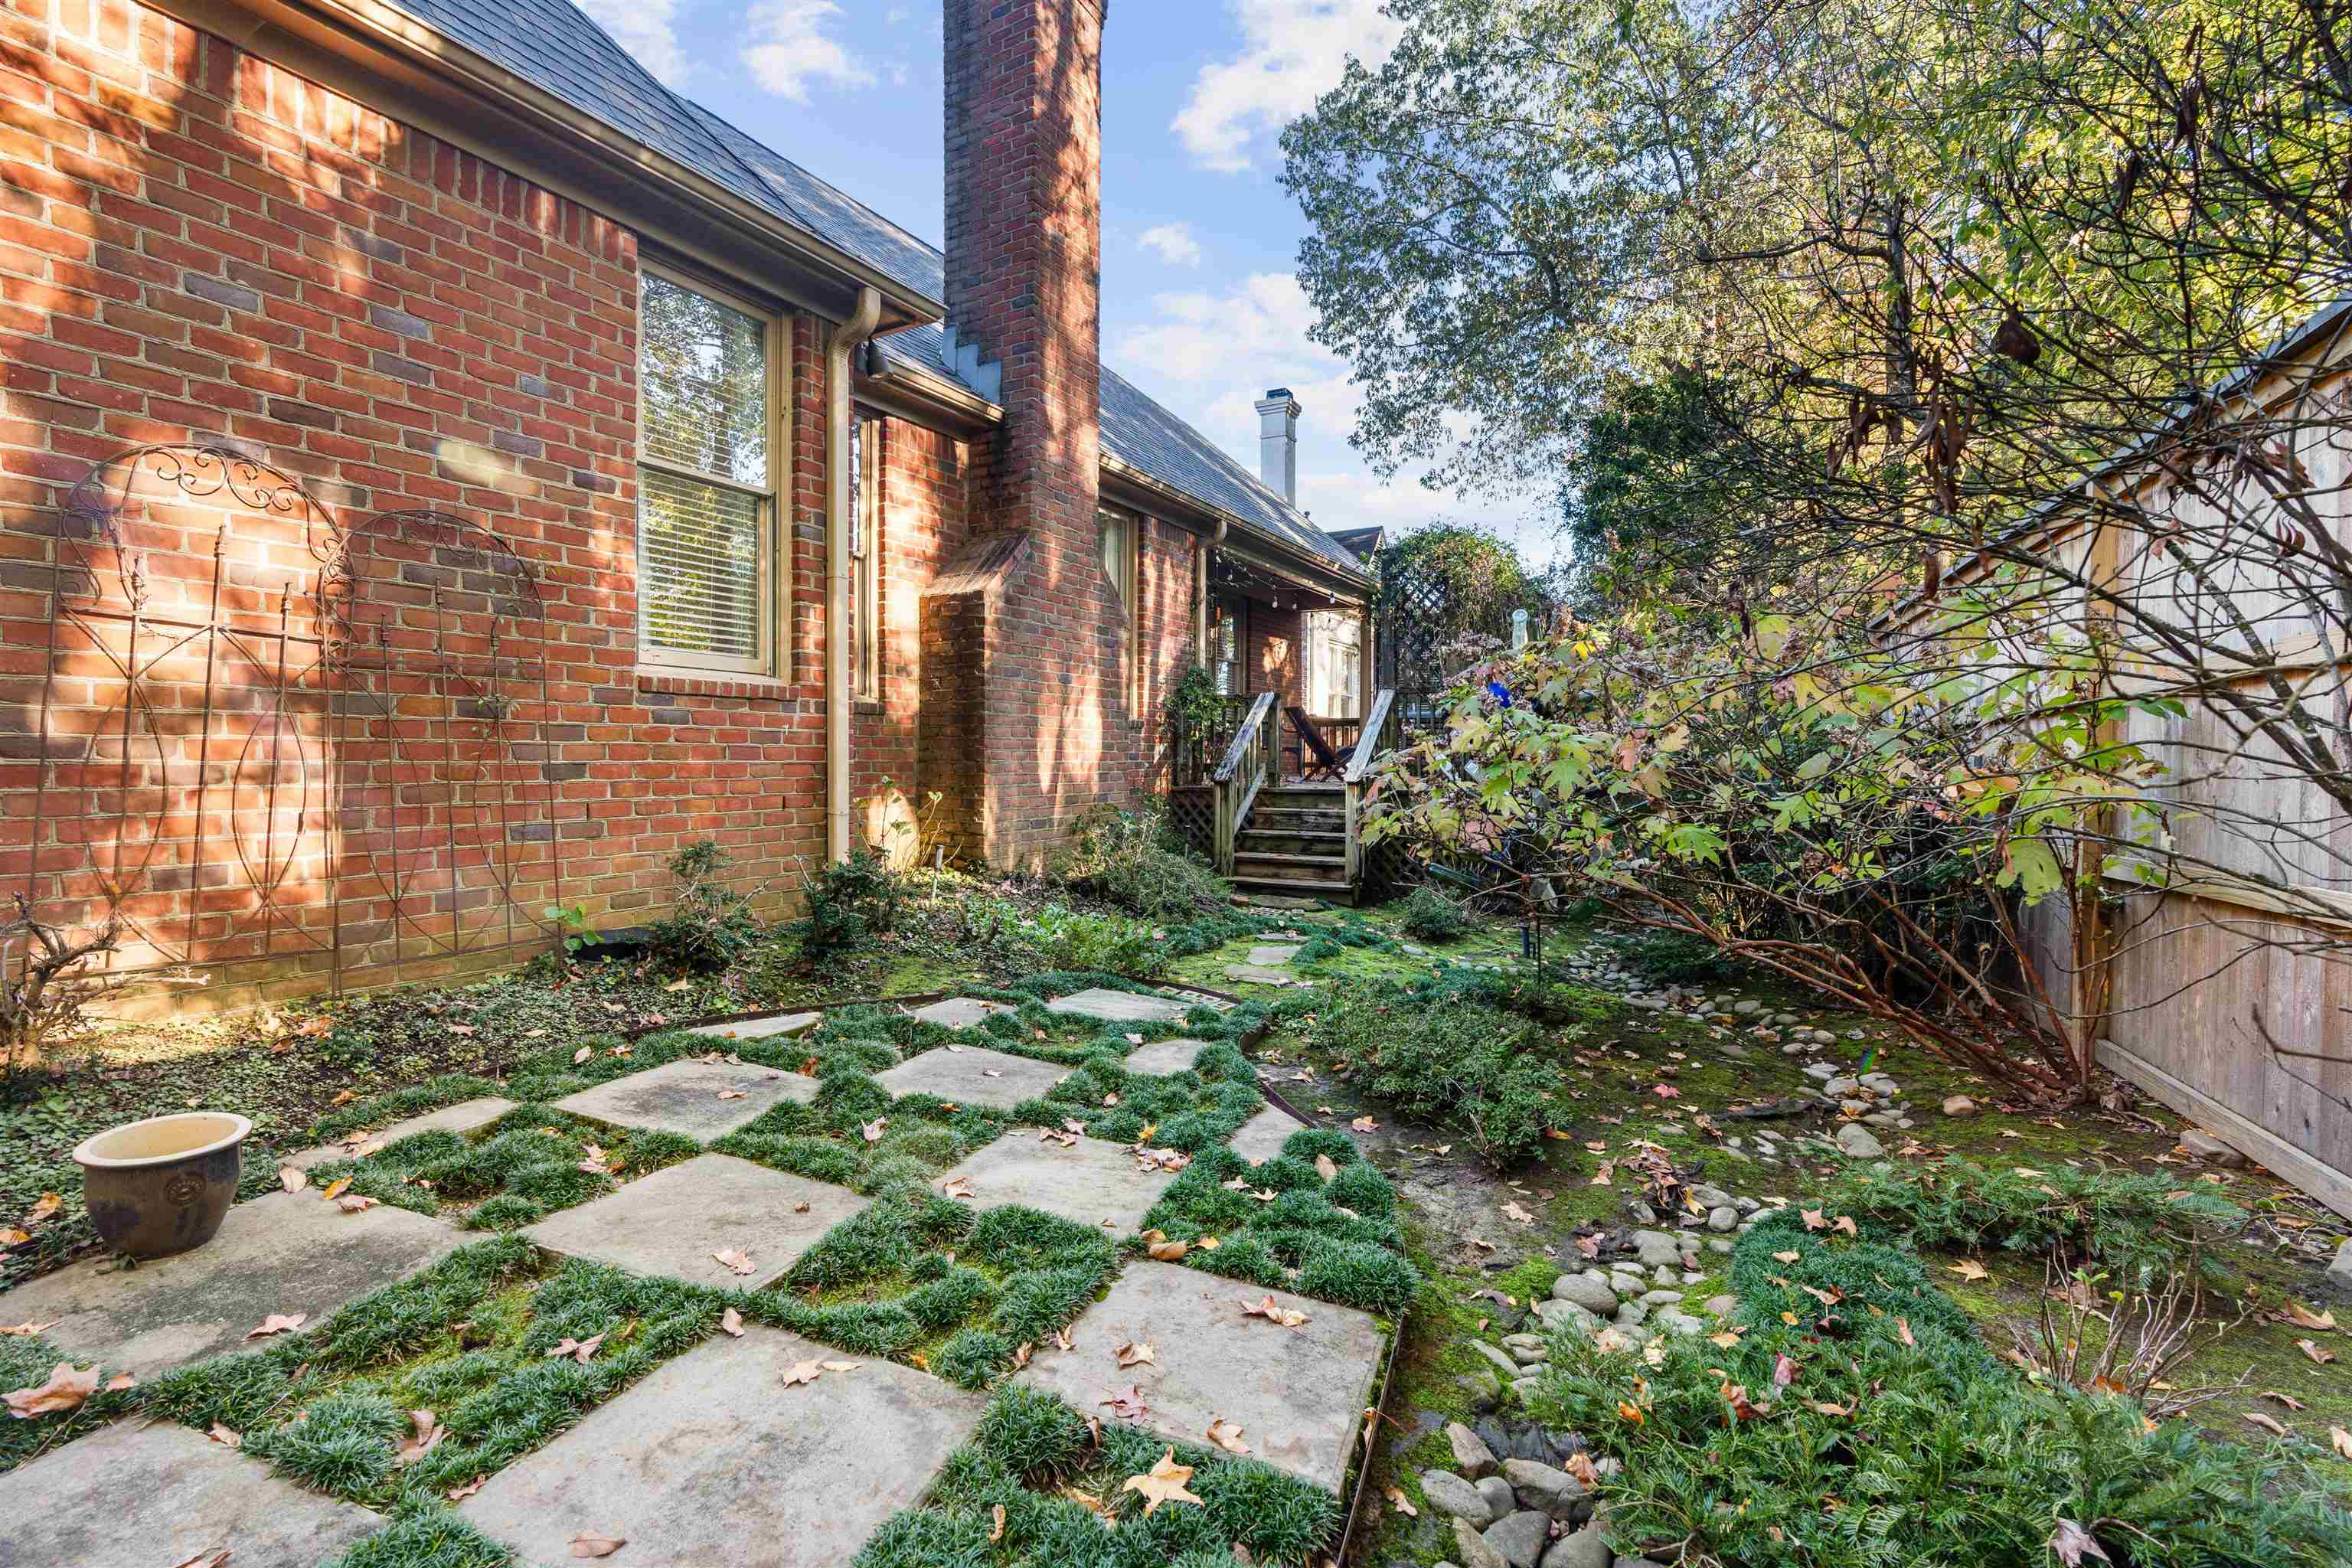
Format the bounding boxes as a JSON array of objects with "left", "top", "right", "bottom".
[{"left": 17, "top": 444, "right": 564, "bottom": 996}]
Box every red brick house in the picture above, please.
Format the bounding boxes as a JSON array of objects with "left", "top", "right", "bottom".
[{"left": 0, "top": 0, "right": 1380, "bottom": 1008}]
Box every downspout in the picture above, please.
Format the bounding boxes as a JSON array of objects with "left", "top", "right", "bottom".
[{"left": 826, "top": 286, "right": 883, "bottom": 863}]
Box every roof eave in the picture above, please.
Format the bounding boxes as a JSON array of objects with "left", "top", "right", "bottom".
[{"left": 1101, "top": 455, "right": 1373, "bottom": 603}]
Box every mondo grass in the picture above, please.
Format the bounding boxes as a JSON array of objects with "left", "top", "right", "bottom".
[
  {"left": 1137, "top": 1133, "right": 1418, "bottom": 1315},
  {"left": 304, "top": 1108, "right": 701, "bottom": 1232},
  {"left": 852, "top": 1385, "right": 1341, "bottom": 1568}
]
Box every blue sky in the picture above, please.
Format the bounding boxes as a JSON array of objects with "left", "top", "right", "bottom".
[{"left": 573, "top": 0, "right": 1547, "bottom": 557}]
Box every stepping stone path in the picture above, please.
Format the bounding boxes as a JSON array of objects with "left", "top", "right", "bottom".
[
  {"left": 1225, "top": 965, "right": 1297, "bottom": 985},
  {"left": 931, "top": 1129, "right": 1179, "bottom": 1233},
  {"left": 903, "top": 996, "right": 1014, "bottom": 1029},
  {"left": 686, "top": 1008, "right": 820, "bottom": 1043},
  {"left": 1016, "top": 1261, "right": 1385, "bottom": 1493},
  {"left": 1047, "top": 986, "right": 1192, "bottom": 1024},
  {"left": 0, "top": 1417, "right": 385, "bottom": 1568},
  {"left": 1229, "top": 1103, "right": 1307, "bottom": 1165},
  {"left": 460, "top": 1324, "right": 986, "bottom": 1568},
  {"left": 280, "top": 1095, "right": 518, "bottom": 1169},
  {"left": 524, "top": 1154, "right": 867, "bottom": 1290},
  {"left": 1122, "top": 1037, "right": 1212, "bottom": 1076},
  {"left": 872, "top": 1042, "right": 1068, "bottom": 1109},
  {"left": 554, "top": 1057, "right": 818, "bottom": 1140},
  {"left": 1247, "top": 944, "right": 1304, "bottom": 966},
  {"left": 0, "top": 1189, "right": 469, "bottom": 1379},
  {"left": 1, "top": 981, "right": 1393, "bottom": 1564}
]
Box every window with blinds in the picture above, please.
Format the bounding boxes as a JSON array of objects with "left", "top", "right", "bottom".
[{"left": 638, "top": 272, "right": 776, "bottom": 673}]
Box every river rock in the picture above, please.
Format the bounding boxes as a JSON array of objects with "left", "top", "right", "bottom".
[
  {"left": 1423, "top": 1469, "right": 1494, "bottom": 1526},
  {"left": 1551, "top": 1271, "right": 1619, "bottom": 1315},
  {"left": 1485, "top": 1508, "right": 1553, "bottom": 1568},
  {"left": 1835, "top": 1123, "right": 1886, "bottom": 1158},
  {"left": 1449, "top": 1420, "right": 1500, "bottom": 1478}
]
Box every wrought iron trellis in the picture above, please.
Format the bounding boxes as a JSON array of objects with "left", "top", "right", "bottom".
[{"left": 21, "top": 443, "right": 565, "bottom": 995}]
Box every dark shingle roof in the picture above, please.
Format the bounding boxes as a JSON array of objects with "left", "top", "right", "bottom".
[{"left": 376, "top": 0, "right": 1364, "bottom": 580}]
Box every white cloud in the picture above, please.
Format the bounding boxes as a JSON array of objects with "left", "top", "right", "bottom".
[
  {"left": 743, "top": 0, "right": 877, "bottom": 102},
  {"left": 576, "top": 0, "right": 690, "bottom": 85},
  {"left": 1138, "top": 223, "right": 1205, "bottom": 269},
  {"left": 1173, "top": 0, "right": 1403, "bottom": 173}
]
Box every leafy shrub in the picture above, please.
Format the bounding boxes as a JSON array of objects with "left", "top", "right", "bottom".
[
  {"left": 959, "top": 893, "right": 1171, "bottom": 979},
  {"left": 792, "top": 847, "right": 906, "bottom": 959},
  {"left": 646, "top": 839, "right": 763, "bottom": 970},
  {"left": 1396, "top": 886, "right": 1472, "bottom": 942},
  {"left": 1824, "top": 1158, "right": 2248, "bottom": 1287},
  {"left": 1050, "top": 803, "right": 1230, "bottom": 920},
  {"left": 1525, "top": 1212, "right": 2352, "bottom": 1568},
  {"left": 1305, "top": 981, "right": 1564, "bottom": 1166}
]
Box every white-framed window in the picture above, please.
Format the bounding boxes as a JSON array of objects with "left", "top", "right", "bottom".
[
  {"left": 1210, "top": 592, "right": 1245, "bottom": 696},
  {"left": 1099, "top": 506, "right": 1136, "bottom": 605},
  {"left": 848, "top": 415, "right": 881, "bottom": 700},
  {"left": 636, "top": 269, "right": 780, "bottom": 675}
]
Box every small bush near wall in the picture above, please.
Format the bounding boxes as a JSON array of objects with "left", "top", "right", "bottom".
[{"left": 1049, "top": 804, "right": 1230, "bottom": 920}]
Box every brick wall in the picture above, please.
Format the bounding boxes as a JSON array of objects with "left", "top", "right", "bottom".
[
  {"left": 0, "top": 0, "right": 862, "bottom": 1008},
  {"left": 1249, "top": 603, "right": 1303, "bottom": 710}
]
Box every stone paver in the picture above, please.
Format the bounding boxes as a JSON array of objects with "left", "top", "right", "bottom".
[
  {"left": 1046, "top": 986, "right": 1192, "bottom": 1024},
  {"left": 903, "top": 996, "right": 1014, "bottom": 1029},
  {"left": 1247, "top": 945, "right": 1303, "bottom": 965},
  {"left": 0, "top": 1190, "right": 465, "bottom": 1379},
  {"left": 872, "top": 1043, "right": 1068, "bottom": 1109},
  {"left": 687, "top": 1009, "right": 820, "bottom": 1043},
  {"left": 461, "top": 1325, "right": 985, "bottom": 1568},
  {"left": 554, "top": 1057, "right": 818, "bottom": 1140},
  {"left": 1016, "top": 1261, "right": 1387, "bottom": 1493},
  {"left": 523, "top": 1155, "right": 866, "bottom": 1291},
  {"left": 1230, "top": 1103, "right": 1307, "bottom": 1165},
  {"left": 0, "top": 1418, "right": 384, "bottom": 1568},
  {"left": 281, "top": 1095, "right": 518, "bottom": 1169},
  {"left": 1226, "top": 965, "right": 1297, "bottom": 986},
  {"left": 932, "top": 1131, "right": 1178, "bottom": 1233},
  {"left": 1122, "top": 1037, "right": 1214, "bottom": 1076}
]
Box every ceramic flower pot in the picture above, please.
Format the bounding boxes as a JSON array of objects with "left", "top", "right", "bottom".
[{"left": 72, "top": 1111, "right": 250, "bottom": 1258}]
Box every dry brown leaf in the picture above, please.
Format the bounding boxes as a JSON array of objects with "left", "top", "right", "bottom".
[
  {"left": 2282, "top": 1302, "right": 2338, "bottom": 1331},
  {"left": 1115, "top": 1340, "right": 1156, "bottom": 1367},
  {"left": 1012, "top": 1342, "right": 1033, "bottom": 1368},
  {"left": 328, "top": 1089, "right": 358, "bottom": 1106},
  {"left": 989, "top": 1502, "right": 1006, "bottom": 1543},
  {"left": 206, "top": 1422, "right": 241, "bottom": 1449},
  {"left": 1122, "top": 1448, "right": 1205, "bottom": 1516},
  {"left": 1801, "top": 1208, "right": 1828, "bottom": 1230},
  {"left": 1147, "top": 1239, "right": 1188, "bottom": 1262},
  {"left": 319, "top": 1177, "right": 352, "bottom": 1202},
  {"left": 822, "top": 1361, "right": 861, "bottom": 1372},
  {"left": 0, "top": 1321, "right": 57, "bottom": 1337},
  {"left": 1563, "top": 1450, "right": 1600, "bottom": 1485},
  {"left": 279, "top": 1166, "right": 309, "bottom": 1194},
  {"left": 568, "top": 1532, "right": 626, "bottom": 1559},
  {"left": 780, "top": 1360, "right": 824, "bottom": 1387},
  {"left": 1313, "top": 1154, "right": 1338, "bottom": 1183},
  {"left": 1949, "top": 1260, "right": 1990, "bottom": 1282},
  {"left": 2049, "top": 1519, "right": 2111, "bottom": 1566},
  {"left": 1206, "top": 1416, "right": 1251, "bottom": 1455},
  {"left": 2331, "top": 1426, "right": 2352, "bottom": 1461},
  {"left": 720, "top": 1308, "right": 745, "bottom": 1338},
  {"left": 447, "top": 1475, "right": 487, "bottom": 1501},
  {"left": 2243, "top": 1410, "right": 2292, "bottom": 1438},
  {"left": 861, "top": 1118, "right": 887, "bottom": 1143},
  {"left": 4, "top": 1362, "right": 101, "bottom": 1418},
  {"left": 1383, "top": 1481, "right": 1416, "bottom": 1517},
  {"left": 244, "top": 1312, "right": 308, "bottom": 1341},
  {"left": 716, "top": 1089, "right": 746, "bottom": 1101},
  {"left": 1831, "top": 1216, "right": 1858, "bottom": 1237},
  {"left": 335, "top": 1194, "right": 380, "bottom": 1214},
  {"left": 573, "top": 1047, "right": 594, "bottom": 1064},
  {"left": 942, "top": 1178, "right": 975, "bottom": 1200},
  {"left": 396, "top": 1408, "right": 446, "bottom": 1465},
  {"left": 2297, "top": 1338, "right": 2337, "bottom": 1367},
  {"left": 1237, "top": 1295, "right": 1308, "bottom": 1328},
  {"left": 547, "top": 1334, "right": 605, "bottom": 1365},
  {"left": 713, "top": 1249, "right": 756, "bottom": 1276},
  {"left": 1101, "top": 1383, "right": 1150, "bottom": 1419},
  {"left": 1350, "top": 1116, "right": 1379, "bottom": 1132},
  {"left": 171, "top": 1552, "right": 231, "bottom": 1568},
  {"left": 1501, "top": 1201, "right": 1535, "bottom": 1225},
  {"left": 1053, "top": 1328, "right": 1076, "bottom": 1353}
]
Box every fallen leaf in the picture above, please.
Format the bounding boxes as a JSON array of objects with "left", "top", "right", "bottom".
[
  {"left": 1831, "top": 1216, "right": 1858, "bottom": 1236},
  {"left": 4, "top": 1362, "right": 100, "bottom": 1418},
  {"left": 447, "top": 1475, "right": 487, "bottom": 1501},
  {"left": 1102, "top": 1383, "right": 1150, "bottom": 1419},
  {"left": 1772, "top": 1250, "right": 1801, "bottom": 1264},
  {"left": 2243, "top": 1410, "right": 2291, "bottom": 1438},
  {"left": 547, "top": 1334, "right": 605, "bottom": 1365},
  {"left": 568, "top": 1533, "right": 626, "bottom": 1559},
  {"left": 2297, "top": 1338, "right": 2336, "bottom": 1367},
  {"left": 862, "top": 1118, "right": 887, "bottom": 1143},
  {"left": 244, "top": 1313, "right": 308, "bottom": 1341},
  {"left": 1148, "top": 1239, "right": 1189, "bottom": 1261},
  {"left": 279, "top": 1167, "right": 308, "bottom": 1193},
  {"left": 822, "top": 1361, "right": 861, "bottom": 1372},
  {"left": 335, "top": 1194, "right": 379, "bottom": 1214},
  {"left": 1501, "top": 1201, "right": 1534, "bottom": 1225},
  {"left": 328, "top": 1090, "right": 358, "bottom": 1106},
  {"left": 2331, "top": 1426, "right": 2352, "bottom": 1461},
  {"left": 942, "top": 1178, "right": 975, "bottom": 1200},
  {"left": 206, "top": 1422, "right": 241, "bottom": 1448},
  {"left": 320, "top": 1178, "right": 351, "bottom": 1202},
  {"left": 715, "top": 1089, "right": 745, "bottom": 1101},
  {"left": 104, "top": 1374, "right": 133, "bottom": 1391},
  {"left": 780, "top": 1361, "right": 824, "bottom": 1387},
  {"left": 1563, "top": 1451, "right": 1599, "bottom": 1486},
  {"left": 1207, "top": 1417, "right": 1251, "bottom": 1455},
  {"left": 573, "top": 1047, "right": 594, "bottom": 1064},
  {"left": 1351, "top": 1116, "right": 1379, "bottom": 1132},
  {"left": 1383, "top": 1482, "right": 1415, "bottom": 1517},
  {"left": 1115, "top": 1340, "right": 1156, "bottom": 1367},
  {"left": 989, "top": 1502, "right": 1006, "bottom": 1542},
  {"left": 1949, "top": 1260, "right": 1990, "bottom": 1282},
  {"left": 1895, "top": 1318, "right": 1916, "bottom": 1348},
  {"left": 720, "top": 1308, "right": 745, "bottom": 1338},
  {"left": 2050, "top": 1518, "right": 2111, "bottom": 1566},
  {"left": 0, "top": 1321, "right": 57, "bottom": 1337},
  {"left": 171, "top": 1552, "right": 231, "bottom": 1568},
  {"left": 2282, "top": 1302, "right": 2338, "bottom": 1331},
  {"left": 396, "top": 1407, "right": 446, "bottom": 1465},
  {"left": 713, "top": 1249, "right": 756, "bottom": 1276},
  {"left": 1801, "top": 1208, "right": 1827, "bottom": 1230},
  {"left": 1122, "top": 1448, "right": 1204, "bottom": 1516},
  {"left": 1237, "top": 1295, "right": 1308, "bottom": 1328},
  {"left": 1314, "top": 1154, "right": 1338, "bottom": 1182}
]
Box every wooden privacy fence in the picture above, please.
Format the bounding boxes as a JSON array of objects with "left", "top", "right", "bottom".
[{"left": 5, "top": 444, "right": 567, "bottom": 1009}]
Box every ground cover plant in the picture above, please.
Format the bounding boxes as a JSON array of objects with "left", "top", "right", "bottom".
[
  {"left": 1526, "top": 1209, "right": 2352, "bottom": 1567},
  {"left": 1050, "top": 803, "right": 1233, "bottom": 922},
  {"left": 852, "top": 1383, "right": 1344, "bottom": 1568},
  {"left": 298, "top": 1106, "right": 703, "bottom": 1232},
  {"left": 1394, "top": 887, "right": 1472, "bottom": 944}
]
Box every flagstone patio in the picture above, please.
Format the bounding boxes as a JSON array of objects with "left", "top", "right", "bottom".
[
  {"left": 870, "top": 1040, "right": 1070, "bottom": 1109},
  {"left": 522, "top": 1153, "right": 868, "bottom": 1290},
  {"left": 0, "top": 1417, "right": 386, "bottom": 1568},
  {"left": 1046, "top": 985, "right": 1194, "bottom": 1024},
  {"left": 901, "top": 995, "right": 1014, "bottom": 1029},
  {"left": 553, "top": 1057, "right": 820, "bottom": 1140},
  {"left": 281, "top": 1095, "right": 518, "bottom": 1169},
  {"left": 0, "top": 1188, "right": 470, "bottom": 1379},
  {"left": 1230, "top": 1102, "right": 1310, "bottom": 1165},
  {"left": 930, "top": 1128, "right": 1179, "bottom": 1232},
  {"left": 1122, "top": 1036, "right": 1214, "bottom": 1076},
  {"left": 459, "top": 1325, "right": 987, "bottom": 1568},
  {"left": 684, "top": 1008, "right": 822, "bottom": 1043}
]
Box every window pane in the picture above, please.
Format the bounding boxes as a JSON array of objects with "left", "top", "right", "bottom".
[
  {"left": 640, "top": 467, "right": 763, "bottom": 661},
  {"left": 642, "top": 274, "right": 768, "bottom": 487},
  {"left": 1099, "top": 509, "right": 1129, "bottom": 602}
]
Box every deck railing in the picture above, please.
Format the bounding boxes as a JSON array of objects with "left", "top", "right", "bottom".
[
  {"left": 1210, "top": 691, "right": 1280, "bottom": 875},
  {"left": 1341, "top": 688, "right": 1397, "bottom": 887}
]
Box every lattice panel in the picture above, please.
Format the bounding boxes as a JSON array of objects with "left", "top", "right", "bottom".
[{"left": 1165, "top": 787, "right": 1215, "bottom": 861}]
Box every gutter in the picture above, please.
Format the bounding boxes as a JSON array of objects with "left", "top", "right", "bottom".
[
  {"left": 828, "top": 288, "right": 884, "bottom": 863},
  {"left": 1101, "top": 455, "right": 1373, "bottom": 603}
]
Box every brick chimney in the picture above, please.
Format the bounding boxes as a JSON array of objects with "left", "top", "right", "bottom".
[{"left": 929, "top": 0, "right": 1110, "bottom": 870}]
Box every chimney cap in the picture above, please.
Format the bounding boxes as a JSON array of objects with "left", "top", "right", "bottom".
[{"left": 1264, "top": 386, "right": 1292, "bottom": 399}]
